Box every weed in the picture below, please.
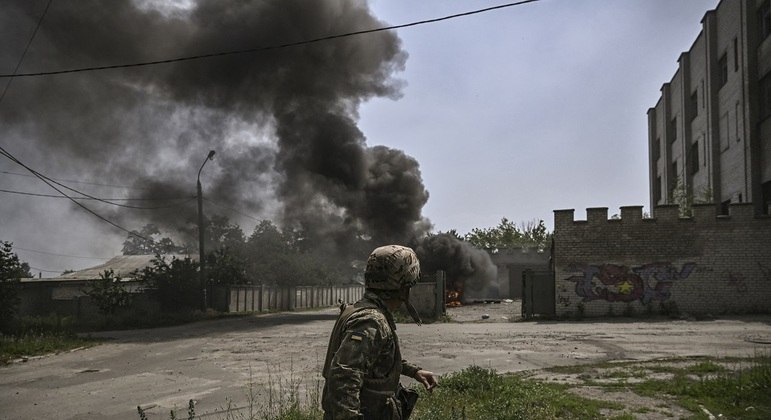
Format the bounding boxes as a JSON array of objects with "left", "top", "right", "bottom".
[
  {"left": 576, "top": 302, "right": 585, "bottom": 320},
  {"left": 412, "top": 365, "right": 621, "bottom": 420},
  {"left": 136, "top": 354, "right": 771, "bottom": 420},
  {"left": 0, "top": 315, "right": 96, "bottom": 364},
  {"left": 659, "top": 300, "right": 680, "bottom": 318}
]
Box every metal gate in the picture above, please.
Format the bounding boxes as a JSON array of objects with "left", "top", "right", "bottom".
[{"left": 522, "top": 269, "right": 555, "bottom": 318}]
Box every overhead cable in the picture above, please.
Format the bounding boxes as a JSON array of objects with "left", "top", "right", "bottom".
[
  {"left": 0, "top": 187, "right": 194, "bottom": 204},
  {"left": 203, "top": 197, "right": 261, "bottom": 222},
  {"left": 0, "top": 146, "right": 153, "bottom": 244},
  {"left": 12, "top": 246, "right": 111, "bottom": 260},
  {"left": 0, "top": 0, "right": 540, "bottom": 79},
  {"left": 28, "top": 266, "right": 64, "bottom": 274},
  {"left": 0, "top": 164, "right": 193, "bottom": 209},
  {"left": 0, "top": 0, "right": 53, "bottom": 101},
  {"left": 1, "top": 170, "right": 152, "bottom": 190}
]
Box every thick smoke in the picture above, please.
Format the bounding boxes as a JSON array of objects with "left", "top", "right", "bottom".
[
  {"left": 415, "top": 234, "right": 498, "bottom": 301},
  {"left": 1, "top": 0, "right": 494, "bottom": 286}
]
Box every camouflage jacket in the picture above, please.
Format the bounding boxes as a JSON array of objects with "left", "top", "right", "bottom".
[{"left": 322, "top": 291, "right": 421, "bottom": 420}]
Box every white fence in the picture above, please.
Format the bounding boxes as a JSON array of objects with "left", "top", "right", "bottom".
[{"left": 221, "top": 284, "right": 365, "bottom": 313}]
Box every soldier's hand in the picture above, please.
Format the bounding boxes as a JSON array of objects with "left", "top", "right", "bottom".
[{"left": 414, "top": 370, "right": 438, "bottom": 393}]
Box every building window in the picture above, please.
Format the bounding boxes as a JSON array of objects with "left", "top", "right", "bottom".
[
  {"left": 720, "top": 112, "right": 730, "bottom": 151},
  {"left": 721, "top": 199, "right": 730, "bottom": 216},
  {"left": 669, "top": 116, "right": 677, "bottom": 142},
  {"left": 733, "top": 38, "right": 739, "bottom": 71},
  {"left": 653, "top": 137, "right": 661, "bottom": 161},
  {"left": 669, "top": 161, "right": 678, "bottom": 199},
  {"left": 655, "top": 176, "right": 662, "bottom": 204},
  {"left": 762, "top": 180, "right": 771, "bottom": 215},
  {"left": 689, "top": 141, "right": 700, "bottom": 175},
  {"left": 690, "top": 91, "right": 698, "bottom": 121},
  {"left": 760, "top": 72, "right": 771, "bottom": 121},
  {"left": 719, "top": 53, "right": 728, "bottom": 87},
  {"left": 736, "top": 102, "right": 742, "bottom": 142},
  {"left": 760, "top": 0, "right": 771, "bottom": 41}
]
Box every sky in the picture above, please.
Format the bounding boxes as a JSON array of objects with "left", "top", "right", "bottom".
[{"left": 0, "top": 0, "right": 720, "bottom": 277}]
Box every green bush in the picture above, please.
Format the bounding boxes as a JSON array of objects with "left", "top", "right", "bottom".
[
  {"left": 134, "top": 256, "right": 200, "bottom": 312},
  {"left": 84, "top": 270, "right": 133, "bottom": 316},
  {"left": 0, "top": 242, "right": 31, "bottom": 332}
]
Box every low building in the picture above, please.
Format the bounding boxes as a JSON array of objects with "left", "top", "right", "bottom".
[{"left": 18, "top": 254, "right": 192, "bottom": 318}]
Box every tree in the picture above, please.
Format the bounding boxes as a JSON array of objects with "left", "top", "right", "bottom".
[
  {"left": 465, "top": 218, "right": 551, "bottom": 252},
  {"left": 672, "top": 176, "right": 713, "bottom": 217},
  {"left": 1, "top": 242, "right": 32, "bottom": 330},
  {"left": 176, "top": 214, "right": 246, "bottom": 257},
  {"left": 437, "top": 229, "right": 464, "bottom": 241},
  {"left": 134, "top": 255, "right": 200, "bottom": 312},
  {"left": 206, "top": 249, "right": 247, "bottom": 285},
  {"left": 122, "top": 224, "right": 185, "bottom": 255},
  {"left": 242, "top": 220, "right": 349, "bottom": 286},
  {"left": 84, "top": 270, "right": 132, "bottom": 316},
  {"left": 207, "top": 215, "right": 246, "bottom": 251}
]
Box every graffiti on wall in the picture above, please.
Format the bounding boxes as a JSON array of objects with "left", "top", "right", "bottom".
[
  {"left": 566, "top": 262, "right": 696, "bottom": 304},
  {"left": 726, "top": 271, "right": 748, "bottom": 293},
  {"left": 760, "top": 263, "right": 771, "bottom": 282}
]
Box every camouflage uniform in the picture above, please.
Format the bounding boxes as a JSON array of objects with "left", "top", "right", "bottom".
[{"left": 322, "top": 290, "right": 421, "bottom": 420}]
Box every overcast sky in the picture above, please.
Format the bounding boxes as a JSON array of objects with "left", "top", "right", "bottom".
[
  {"left": 1, "top": 0, "right": 719, "bottom": 276},
  {"left": 361, "top": 0, "right": 719, "bottom": 233}
]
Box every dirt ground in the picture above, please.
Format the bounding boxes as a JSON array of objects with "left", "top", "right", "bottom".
[{"left": 2, "top": 301, "right": 771, "bottom": 419}]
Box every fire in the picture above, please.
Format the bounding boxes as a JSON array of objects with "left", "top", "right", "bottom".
[{"left": 446, "top": 290, "right": 462, "bottom": 307}]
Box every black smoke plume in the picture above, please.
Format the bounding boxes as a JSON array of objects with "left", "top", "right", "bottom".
[
  {"left": 2, "top": 0, "right": 494, "bottom": 285},
  {"left": 415, "top": 234, "right": 498, "bottom": 301}
]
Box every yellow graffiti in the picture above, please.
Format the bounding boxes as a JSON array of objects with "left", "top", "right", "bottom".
[{"left": 618, "top": 281, "right": 634, "bottom": 295}]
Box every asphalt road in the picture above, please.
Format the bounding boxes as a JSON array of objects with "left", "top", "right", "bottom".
[{"left": 2, "top": 303, "right": 770, "bottom": 419}]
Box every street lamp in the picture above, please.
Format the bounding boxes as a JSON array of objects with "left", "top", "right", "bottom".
[{"left": 197, "top": 150, "right": 215, "bottom": 311}]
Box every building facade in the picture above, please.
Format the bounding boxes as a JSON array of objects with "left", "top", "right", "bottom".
[{"left": 648, "top": 0, "right": 771, "bottom": 215}]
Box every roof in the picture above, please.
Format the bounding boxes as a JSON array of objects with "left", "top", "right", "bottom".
[{"left": 23, "top": 254, "right": 195, "bottom": 282}]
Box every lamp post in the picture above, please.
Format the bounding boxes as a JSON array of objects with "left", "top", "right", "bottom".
[{"left": 197, "top": 150, "right": 215, "bottom": 311}]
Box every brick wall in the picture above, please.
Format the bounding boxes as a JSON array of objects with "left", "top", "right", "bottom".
[{"left": 553, "top": 204, "right": 771, "bottom": 317}]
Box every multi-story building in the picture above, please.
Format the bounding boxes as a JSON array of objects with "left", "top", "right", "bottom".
[{"left": 648, "top": 0, "right": 771, "bottom": 215}]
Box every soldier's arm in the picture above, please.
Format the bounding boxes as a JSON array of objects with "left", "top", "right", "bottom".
[
  {"left": 402, "top": 362, "right": 438, "bottom": 391},
  {"left": 325, "top": 317, "right": 381, "bottom": 419},
  {"left": 400, "top": 360, "right": 421, "bottom": 378}
]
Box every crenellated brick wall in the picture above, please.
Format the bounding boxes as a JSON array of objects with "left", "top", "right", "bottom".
[{"left": 552, "top": 204, "right": 771, "bottom": 317}]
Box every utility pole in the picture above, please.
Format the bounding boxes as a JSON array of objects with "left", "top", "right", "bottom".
[{"left": 197, "top": 150, "right": 215, "bottom": 311}]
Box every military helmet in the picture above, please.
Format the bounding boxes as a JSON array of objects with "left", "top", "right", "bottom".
[{"left": 364, "top": 245, "right": 420, "bottom": 290}]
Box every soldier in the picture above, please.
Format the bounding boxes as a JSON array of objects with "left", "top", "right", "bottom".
[{"left": 322, "top": 245, "right": 438, "bottom": 419}]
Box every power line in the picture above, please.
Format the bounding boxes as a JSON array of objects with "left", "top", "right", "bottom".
[
  {"left": 0, "top": 0, "right": 540, "bottom": 79},
  {"left": 0, "top": 187, "right": 194, "bottom": 202},
  {"left": 0, "top": 187, "right": 198, "bottom": 210},
  {"left": 0, "top": 0, "right": 53, "bottom": 101},
  {"left": 0, "top": 146, "right": 153, "bottom": 244},
  {"left": 1, "top": 170, "right": 152, "bottom": 190},
  {"left": 1, "top": 162, "right": 193, "bottom": 210},
  {"left": 13, "top": 246, "right": 111, "bottom": 260},
  {"left": 203, "top": 197, "right": 261, "bottom": 222},
  {"left": 28, "top": 266, "right": 64, "bottom": 274}
]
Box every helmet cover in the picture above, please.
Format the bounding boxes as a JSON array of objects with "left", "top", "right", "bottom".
[{"left": 364, "top": 245, "right": 420, "bottom": 290}]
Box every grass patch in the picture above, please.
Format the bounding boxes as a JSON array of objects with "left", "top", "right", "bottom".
[
  {"left": 626, "top": 355, "right": 771, "bottom": 419},
  {"left": 0, "top": 315, "right": 96, "bottom": 364},
  {"left": 411, "top": 365, "right": 622, "bottom": 420},
  {"left": 140, "top": 354, "right": 771, "bottom": 419},
  {"left": 0, "top": 332, "right": 95, "bottom": 364}
]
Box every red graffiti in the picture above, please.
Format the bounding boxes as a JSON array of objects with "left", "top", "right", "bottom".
[{"left": 567, "top": 262, "right": 696, "bottom": 304}]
